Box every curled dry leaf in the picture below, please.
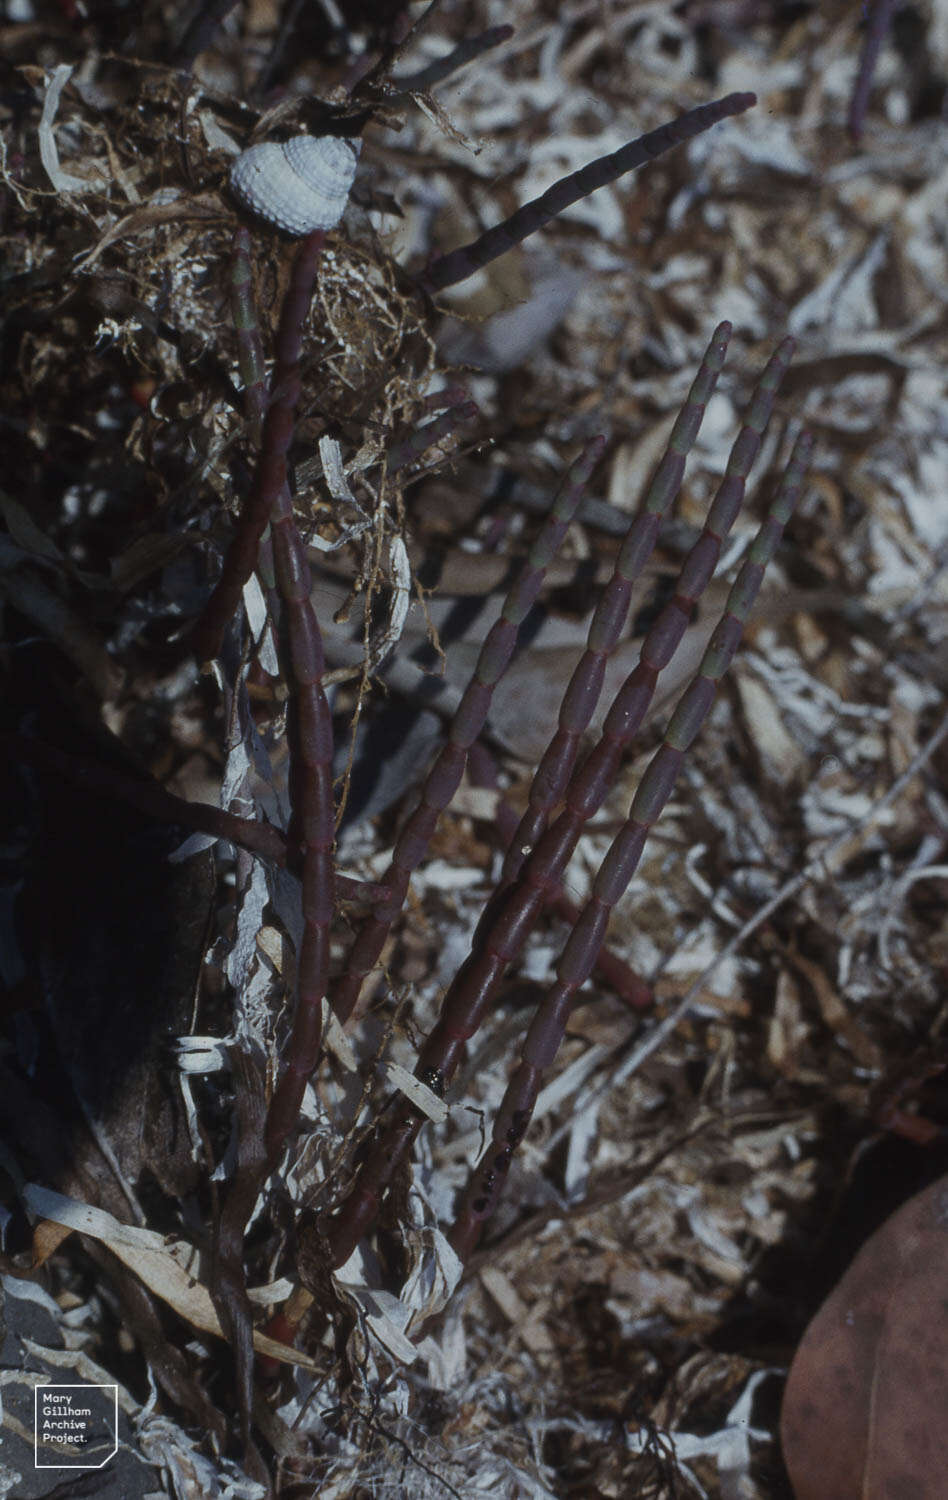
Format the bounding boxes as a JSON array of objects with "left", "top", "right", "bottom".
[
  {"left": 23, "top": 1185, "right": 316, "bottom": 1370},
  {"left": 781, "top": 1172, "right": 948, "bottom": 1499},
  {"left": 31, "top": 1216, "right": 74, "bottom": 1267}
]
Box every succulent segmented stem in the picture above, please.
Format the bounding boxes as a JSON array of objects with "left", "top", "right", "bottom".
[
  {"left": 420, "top": 94, "right": 756, "bottom": 293},
  {"left": 501, "top": 320, "right": 732, "bottom": 893},
  {"left": 263, "top": 476, "right": 336, "bottom": 1166},
  {"left": 487, "top": 788, "right": 653, "bottom": 1009},
  {"left": 195, "top": 229, "right": 337, "bottom": 1169},
  {"left": 197, "top": 229, "right": 337, "bottom": 1168},
  {"left": 450, "top": 427, "right": 813, "bottom": 1258},
  {"left": 228, "top": 227, "right": 279, "bottom": 598},
  {"left": 190, "top": 230, "right": 325, "bottom": 665},
  {"left": 331, "top": 435, "right": 606, "bottom": 1029},
  {"left": 325, "top": 337, "right": 795, "bottom": 1267},
  {"left": 2, "top": 730, "right": 284, "bottom": 864},
  {"left": 2, "top": 734, "right": 391, "bottom": 910}
]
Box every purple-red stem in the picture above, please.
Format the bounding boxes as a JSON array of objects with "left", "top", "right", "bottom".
[
  {"left": 189, "top": 232, "right": 325, "bottom": 666},
  {"left": 3, "top": 735, "right": 388, "bottom": 907},
  {"left": 191, "top": 229, "right": 338, "bottom": 1168},
  {"left": 325, "top": 336, "right": 795, "bottom": 1267},
  {"left": 331, "top": 436, "right": 607, "bottom": 1029},
  {"left": 263, "top": 468, "right": 337, "bottom": 1166},
  {"left": 490, "top": 792, "right": 653, "bottom": 1010},
  {"left": 229, "top": 227, "right": 278, "bottom": 599},
  {"left": 420, "top": 94, "right": 755, "bottom": 293},
  {"left": 450, "top": 428, "right": 814, "bottom": 1258},
  {"left": 500, "top": 321, "right": 732, "bottom": 894}
]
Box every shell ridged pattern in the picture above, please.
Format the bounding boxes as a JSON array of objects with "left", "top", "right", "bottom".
[{"left": 230, "top": 134, "right": 361, "bottom": 236}]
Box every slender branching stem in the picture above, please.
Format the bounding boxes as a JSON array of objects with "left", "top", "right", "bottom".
[
  {"left": 4, "top": 730, "right": 386, "bottom": 907},
  {"left": 325, "top": 336, "right": 795, "bottom": 1267},
  {"left": 501, "top": 320, "right": 732, "bottom": 893},
  {"left": 263, "top": 467, "right": 337, "bottom": 1165},
  {"left": 192, "top": 229, "right": 338, "bottom": 1168},
  {"left": 331, "top": 436, "right": 606, "bottom": 1029},
  {"left": 467, "top": 743, "right": 653, "bottom": 1004},
  {"left": 3, "top": 730, "right": 286, "bottom": 864},
  {"left": 450, "top": 428, "right": 814, "bottom": 1258},
  {"left": 420, "top": 94, "right": 756, "bottom": 293},
  {"left": 229, "top": 227, "right": 278, "bottom": 598},
  {"left": 189, "top": 231, "right": 325, "bottom": 665}
]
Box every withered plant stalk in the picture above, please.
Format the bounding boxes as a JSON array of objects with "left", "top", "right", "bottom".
[
  {"left": 390, "top": 24, "right": 515, "bottom": 96},
  {"left": 229, "top": 226, "right": 267, "bottom": 449},
  {"left": 386, "top": 400, "right": 480, "bottom": 474}
]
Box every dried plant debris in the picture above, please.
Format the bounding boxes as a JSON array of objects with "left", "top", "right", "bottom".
[{"left": 2, "top": 1, "right": 948, "bottom": 1496}]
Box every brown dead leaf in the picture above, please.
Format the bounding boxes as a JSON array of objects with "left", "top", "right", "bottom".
[
  {"left": 32, "top": 1217, "right": 74, "bottom": 1267},
  {"left": 23, "top": 1184, "right": 317, "bottom": 1370},
  {"left": 781, "top": 1173, "right": 948, "bottom": 1498}
]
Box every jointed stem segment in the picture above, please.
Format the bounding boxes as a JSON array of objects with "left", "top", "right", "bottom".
[
  {"left": 420, "top": 93, "right": 756, "bottom": 293},
  {"left": 501, "top": 320, "right": 733, "bottom": 893},
  {"left": 326, "top": 336, "right": 803, "bottom": 1269},
  {"left": 450, "top": 427, "right": 813, "bottom": 1259},
  {"left": 331, "top": 435, "right": 607, "bottom": 1029},
  {"left": 192, "top": 228, "right": 338, "bottom": 1169},
  {"left": 190, "top": 230, "right": 326, "bottom": 666},
  {"left": 191, "top": 82, "right": 810, "bottom": 1356},
  {"left": 197, "top": 90, "right": 770, "bottom": 1205}
]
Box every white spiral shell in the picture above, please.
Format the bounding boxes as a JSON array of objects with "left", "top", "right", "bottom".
[{"left": 230, "top": 134, "right": 361, "bottom": 236}]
